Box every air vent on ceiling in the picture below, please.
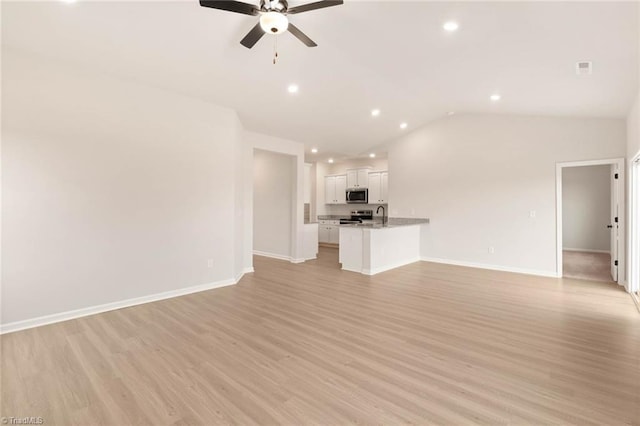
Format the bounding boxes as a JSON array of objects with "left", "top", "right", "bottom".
[{"left": 576, "top": 61, "right": 593, "bottom": 75}]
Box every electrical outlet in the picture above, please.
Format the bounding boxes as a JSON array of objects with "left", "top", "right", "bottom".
[
  {"left": 488, "top": 246, "right": 495, "bottom": 254},
  {"left": 529, "top": 210, "right": 536, "bottom": 219},
  {"left": 207, "top": 259, "right": 214, "bottom": 268},
  {"left": 411, "top": 208, "right": 416, "bottom": 216}
]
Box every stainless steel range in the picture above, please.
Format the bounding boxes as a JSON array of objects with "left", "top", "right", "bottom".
[{"left": 339, "top": 210, "right": 373, "bottom": 225}]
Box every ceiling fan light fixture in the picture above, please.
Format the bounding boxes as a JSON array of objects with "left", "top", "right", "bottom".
[{"left": 260, "top": 12, "right": 289, "bottom": 34}]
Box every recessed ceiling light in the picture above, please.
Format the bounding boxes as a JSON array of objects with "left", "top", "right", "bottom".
[
  {"left": 328, "top": 158, "right": 334, "bottom": 164},
  {"left": 447, "top": 111, "right": 455, "bottom": 116},
  {"left": 490, "top": 94, "right": 501, "bottom": 101},
  {"left": 369, "top": 153, "right": 376, "bottom": 158},
  {"left": 288, "top": 84, "right": 299, "bottom": 94},
  {"left": 311, "top": 148, "right": 318, "bottom": 154},
  {"left": 371, "top": 109, "right": 381, "bottom": 117},
  {"left": 443, "top": 21, "right": 459, "bottom": 32},
  {"left": 400, "top": 122, "right": 408, "bottom": 129}
]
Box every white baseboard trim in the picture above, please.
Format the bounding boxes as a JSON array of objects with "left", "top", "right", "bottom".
[
  {"left": 363, "top": 258, "right": 421, "bottom": 276},
  {"left": 0, "top": 274, "right": 246, "bottom": 335},
  {"left": 563, "top": 248, "right": 611, "bottom": 254},
  {"left": 253, "top": 251, "right": 309, "bottom": 264},
  {"left": 420, "top": 257, "right": 559, "bottom": 278},
  {"left": 236, "top": 267, "right": 254, "bottom": 282},
  {"left": 253, "top": 250, "right": 291, "bottom": 262}
]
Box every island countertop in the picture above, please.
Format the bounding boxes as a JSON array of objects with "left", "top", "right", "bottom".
[{"left": 337, "top": 217, "right": 429, "bottom": 229}]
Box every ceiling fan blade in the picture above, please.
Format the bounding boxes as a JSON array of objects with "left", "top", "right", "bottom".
[
  {"left": 288, "top": 23, "right": 317, "bottom": 47},
  {"left": 286, "top": 0, "right": 343, "bottom": 14},
  {"left": 199, "top": 0, "right": 259, "bottom": 16},
  {"left": 240, "top": 22, "right": 265, "bottom": 48}
]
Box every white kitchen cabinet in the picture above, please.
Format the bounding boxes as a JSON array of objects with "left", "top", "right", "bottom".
[
  {"left": 318, "top": 220, "right": 340, "bottom": 244},
  {"left": 335, "top": 175, "right": 347, "bottom": 204},
  {"left": 318, "top": 225, "right": 330, "bottom": 243},
  {"left": 325, "top": 176, "right": 336, "bottom": 204},
  {"left": 346, "top": 168, "right": 371, "bottom": 189},
  {"left": 328, "top": 226, "right": 340, "bottom": 244},
  {"left": 368, "top": 171, "right": 389, "bottom": 204},
  {"left": 325, "top": 175, "right": 347, "bottom": 204},
  {"left": 381, "top": 172, "right": 388, "bottom": 203}
]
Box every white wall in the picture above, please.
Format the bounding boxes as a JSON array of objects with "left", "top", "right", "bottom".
[
  {"left": 315, "top": 161, "right": 331, "bottom": 218},
  {"left": 253, "top": 149, "right": 294, "bottom": 258},
  {"left": 625, "top": 4, "right": 640, "bottom": 291},
  {"left": 388, "top": 114, "right": 626, "bottom": 276},
  {"left": 628, "top": 3, "right": 640, "bottom": 161},
  {"left": 562, "top": 165, "right": 611, "bottom": 252},
  {"left": 629, "top": 96, "right": 640, "bottom": 161},
  {"left": 2, "top": 49, "right": 248, "bottom": 327},
  {"left": 326, "top": 157, "right": 389, "bottom": 175}
]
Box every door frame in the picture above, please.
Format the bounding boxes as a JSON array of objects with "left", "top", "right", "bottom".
[
  {"left": 555, "top": 158, "right": 625, "bottom": 285},
  {"left": 629, "top": 151, "right": 640, "bottom": 296}
]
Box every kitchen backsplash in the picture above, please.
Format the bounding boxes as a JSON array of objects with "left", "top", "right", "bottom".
[
  {"left": 304, "top": 203, "right": 310, "bottom": 222},
  {"left": 322, "top": 203, "right": 388, "bottom": 218}
]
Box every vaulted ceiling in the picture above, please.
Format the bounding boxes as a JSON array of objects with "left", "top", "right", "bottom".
[{"left": 3, "top": 1, "right": 638, "bottom": 159}]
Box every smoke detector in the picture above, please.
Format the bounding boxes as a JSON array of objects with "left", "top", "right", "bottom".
[{"left": 576, "top": 61, "right": 593, "bottom": 75}]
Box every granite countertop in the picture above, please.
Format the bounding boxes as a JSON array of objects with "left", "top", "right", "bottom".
[
  {"left": 338, "top": 218, "right": 429, "bottom": 229},
  {"left": 317, "top": 215, "right": 349, "bottom": 220},
  {"left": 304, "top": 220, "right": 318, "bottom": 225}
]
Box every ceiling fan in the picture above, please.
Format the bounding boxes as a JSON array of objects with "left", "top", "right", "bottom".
[{"left": 199, "top": 0, "right": 343, "bottom": 49}]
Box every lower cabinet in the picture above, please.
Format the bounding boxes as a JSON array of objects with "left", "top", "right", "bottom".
[{"left": 318, "top": 220, "right": 340, "bottom": 244}]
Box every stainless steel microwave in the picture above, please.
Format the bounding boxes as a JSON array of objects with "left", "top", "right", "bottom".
[{"left": 346, "top": 189, "right": 368, "bottom": 204}]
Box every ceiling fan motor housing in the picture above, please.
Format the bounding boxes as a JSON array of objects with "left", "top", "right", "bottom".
[{"left": 261, "top": 0, "right": 288, "bottom": 12}]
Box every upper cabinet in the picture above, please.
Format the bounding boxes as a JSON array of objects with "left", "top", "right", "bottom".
[
  {"left": 368, "top": 171, "right": 389, "bottom": 204},
  {"left": 325, "top": 175, "right": 347, "bottom": 204},
  {"left": 346, "top": 168, "right": 370, "bottom": 189}
]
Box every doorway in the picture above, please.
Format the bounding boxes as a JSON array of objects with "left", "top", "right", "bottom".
[
  {"left": 253, "top": 148, "right": 296, "bottom": 262},
  {"left": 556, "top": 158, "right": 625, "bottom": 284}
]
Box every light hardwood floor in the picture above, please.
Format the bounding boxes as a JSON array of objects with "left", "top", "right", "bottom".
[{"left": 2, "top": 247, "right": 639, "bottom": 425}]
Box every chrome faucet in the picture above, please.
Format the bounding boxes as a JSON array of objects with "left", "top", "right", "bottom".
[{"left": 376, "top": 205, "right": 387, "bottom": 225}]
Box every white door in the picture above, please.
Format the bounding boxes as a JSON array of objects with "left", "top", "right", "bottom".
[
  {"left": 368, "top": 172, "right": 381, "bottom": 204},
  {"left": 610, "top": 165, "right": 619, "bottom": 281},
  {"left": 325, "top": 176, "right": 336, "bottom": 204},
  {"left": 335, "top": 175, "right": 347, "bottom": 204},
  {"left": 381, "top": 172, "right": 389, "bottom": 203}
]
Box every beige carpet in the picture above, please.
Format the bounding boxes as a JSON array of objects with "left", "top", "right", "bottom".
[{"left": 563, "top": 250, "right": 614, "bottom": 282}]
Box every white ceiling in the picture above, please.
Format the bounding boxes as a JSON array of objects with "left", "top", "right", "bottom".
[{"left": 3, "top": 1, "right": 638, "bottom": 159}]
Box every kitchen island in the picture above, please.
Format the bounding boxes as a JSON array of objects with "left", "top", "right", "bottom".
[{"left": 338, "top": 218, "right": 429, "bottom": 275}]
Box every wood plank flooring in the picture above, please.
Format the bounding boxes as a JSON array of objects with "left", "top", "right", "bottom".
[{"left": 2, "top": 247, "right": 639, "bottom": 425}]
